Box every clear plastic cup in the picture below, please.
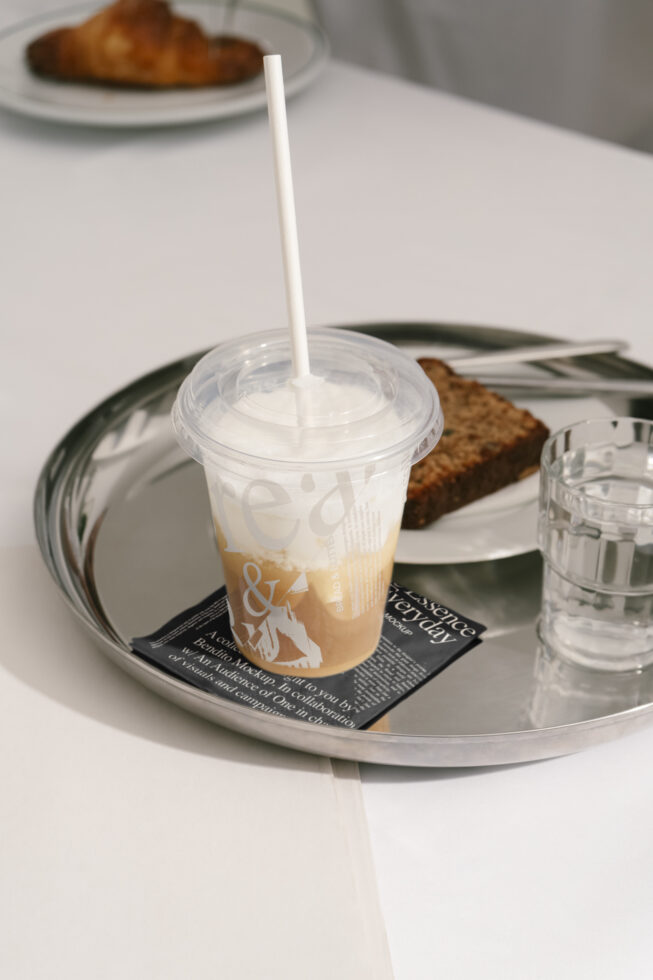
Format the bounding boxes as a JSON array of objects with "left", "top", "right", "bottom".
[{"left": 172, "top": 327, "right": 443, "bottom": 676}]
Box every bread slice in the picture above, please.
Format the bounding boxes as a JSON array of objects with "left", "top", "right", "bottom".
[{"left": 402, "top": 358, "right": 550, "bottom": 529}]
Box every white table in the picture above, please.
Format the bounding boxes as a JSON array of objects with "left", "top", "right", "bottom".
[{"left": 3, "top": 7, "right": 653, "bottom": 976}]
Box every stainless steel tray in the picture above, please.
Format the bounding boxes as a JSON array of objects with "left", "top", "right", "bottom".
[{"left": 34, "top": 322, "right": 653, "bottom": 766}]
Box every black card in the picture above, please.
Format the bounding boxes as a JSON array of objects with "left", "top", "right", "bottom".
[{"left": 132, "top": 584, "right": 485, "bottom": 730}]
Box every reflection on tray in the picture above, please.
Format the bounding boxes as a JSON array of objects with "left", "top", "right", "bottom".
[{"left": 529, "top": 637, "right": 653, "bottom": 729}]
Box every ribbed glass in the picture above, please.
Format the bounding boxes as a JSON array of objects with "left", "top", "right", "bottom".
[{"left": 538, "top": 418, "right": 653, "bottom": 671}]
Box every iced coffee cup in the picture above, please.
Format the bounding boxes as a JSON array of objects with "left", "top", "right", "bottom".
[{"left": 172, "top": 327, "right": 442, "bottom": 677}]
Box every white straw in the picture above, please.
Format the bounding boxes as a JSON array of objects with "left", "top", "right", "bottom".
[{"left": 264, "top": 54, "right": 311, "bottom": 382}]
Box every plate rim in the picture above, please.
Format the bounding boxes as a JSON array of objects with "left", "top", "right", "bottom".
[{"left": 0, "top": 0, "right": 329, "bottom": 127}]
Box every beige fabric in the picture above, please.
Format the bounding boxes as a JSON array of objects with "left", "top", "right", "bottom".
[{"left": 312, "top": 0, "right": 653, "bottom": 147}]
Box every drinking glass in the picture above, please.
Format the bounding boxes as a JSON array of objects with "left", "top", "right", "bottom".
[{"left": 538, "top": 417, "right": 653, "bottom": 671}]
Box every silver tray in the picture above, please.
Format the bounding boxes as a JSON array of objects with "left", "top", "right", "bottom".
[{"left": 34, "top": 322, "right": 653, "bottom": 766}]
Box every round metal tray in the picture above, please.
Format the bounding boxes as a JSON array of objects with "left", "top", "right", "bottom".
[{"left": 34, "top": 322, "right": 653, "bottom": 766}]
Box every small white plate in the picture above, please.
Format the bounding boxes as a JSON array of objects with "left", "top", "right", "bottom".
[
  {"left": 0, "top": 1, "right": 328, "bottom": 127},
  {"left": 395, "top": 394, "right": 612, "bottom": 565}
]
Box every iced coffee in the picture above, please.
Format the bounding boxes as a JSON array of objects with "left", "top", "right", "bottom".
[
  {"left": 217, "top": 528, "right": 399, "bottom": 676},
  {"left": 172, "top": 328, "right": 442, "bottom": 676}
]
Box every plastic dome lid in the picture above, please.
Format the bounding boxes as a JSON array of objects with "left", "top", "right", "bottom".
[{"left": 172, "top": 327, "right": 443, "bottom": 470}]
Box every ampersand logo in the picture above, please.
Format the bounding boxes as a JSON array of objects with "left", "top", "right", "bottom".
[{"left": 242, "top": 562, "right": 280, "bottom": 617}]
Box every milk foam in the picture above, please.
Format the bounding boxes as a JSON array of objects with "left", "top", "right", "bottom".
[
  {"left": 209, "top": 379, "right": 404, "bottom": 461},
  {"left": 205, "top": 379, "right": 409, "bottom": 569}
]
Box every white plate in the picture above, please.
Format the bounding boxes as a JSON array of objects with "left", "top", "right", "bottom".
[
  {"left": 0, "top": 1, "right": 328, "bottom": 127},
  {"left": 395, "top": 394, "right": 612, "bottom": 565}
]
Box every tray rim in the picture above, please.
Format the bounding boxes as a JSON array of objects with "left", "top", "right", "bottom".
[{"left": 33, "top": 321, "right": 653, "bottom": 766}]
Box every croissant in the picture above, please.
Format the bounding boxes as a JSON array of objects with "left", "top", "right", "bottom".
[{"left": 26, "top": 0, "right": 264, "bottom": 88}]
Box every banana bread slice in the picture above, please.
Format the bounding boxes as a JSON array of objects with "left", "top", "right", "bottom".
[{"left": 403, "top": 358, "right": 549, "bottom": 529}]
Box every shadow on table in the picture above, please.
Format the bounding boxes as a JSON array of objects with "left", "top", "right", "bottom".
[
  {"left": 361, "top": 759, "right": 547, "bottom": 785},
  {"left": 2, "top": 546, "right": 320, "bottom": 774}
]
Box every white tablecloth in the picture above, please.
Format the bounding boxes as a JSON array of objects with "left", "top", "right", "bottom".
[{"left": 2, "top": 5, "right": 653, "bottom": 975}]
